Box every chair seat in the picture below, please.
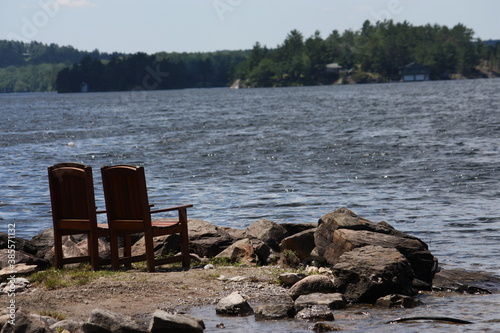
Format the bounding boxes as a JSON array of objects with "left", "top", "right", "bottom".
[{"left": 151, "top": 219, "right": 180, "bottom": 228}]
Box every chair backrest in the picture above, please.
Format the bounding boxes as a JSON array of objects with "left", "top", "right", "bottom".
[
  {"left": 100, "top": 165, "right": 151, "bottom": 232},
  {"left": 48, "top": 163, "right": 97, "bottom": 229}
]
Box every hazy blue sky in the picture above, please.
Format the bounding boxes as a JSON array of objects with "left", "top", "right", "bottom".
[{"left": 1, "top": 0, "right": 499, "bottom": 54}]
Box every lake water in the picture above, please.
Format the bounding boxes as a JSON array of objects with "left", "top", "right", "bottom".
[{"left": 1, "top": 79, "right": 499, "bottom": 331}]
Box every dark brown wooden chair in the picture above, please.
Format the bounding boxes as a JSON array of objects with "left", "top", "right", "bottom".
[
  {"left": 48, "top": 163, "right": 109, "bottom": 270},
  {"left": 100, "top": 165, "right": 192, "bottom": 272}
]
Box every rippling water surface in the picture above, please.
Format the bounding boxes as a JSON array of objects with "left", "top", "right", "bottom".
[{"left": 1, "top": 79, "right": 499, "bottom": 330}]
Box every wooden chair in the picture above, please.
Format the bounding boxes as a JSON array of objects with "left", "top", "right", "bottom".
[
  {"left": 100, "top": 165, "right": 192, "bottom": 272},
  {"left": 47, "top": 163, "right": 109, "bottom": 270}
]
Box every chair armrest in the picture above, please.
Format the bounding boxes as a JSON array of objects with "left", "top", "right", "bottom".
[{"left": 150, "top": 204, "right": 193, "bottom": 214}]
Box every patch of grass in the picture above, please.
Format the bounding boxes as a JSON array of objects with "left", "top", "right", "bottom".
[
  {"left": 209, "top": 257, "right": 240, "bottom": 267},
  {"left": 29, "top": 264, "right": 121, "bottom": 290},
  {"left": 39, "top": 311, "right": 66, "bottom": 321}
]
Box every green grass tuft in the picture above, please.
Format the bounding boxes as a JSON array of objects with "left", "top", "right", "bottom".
[{"left": 29, "top": 264, "right": 120, "bottom": 290}]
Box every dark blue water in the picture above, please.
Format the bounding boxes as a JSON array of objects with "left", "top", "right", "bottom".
[
  {"left": 1, "top": 79, "right": 499, "bottom": 331},
  {"left": 1, "top": 80, "right": 499, "bottom": 273}
]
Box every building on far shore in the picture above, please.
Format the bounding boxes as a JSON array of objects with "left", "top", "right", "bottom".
[
  {"left": 326, "top": 63, "right": 343, "bottom": 74},
  {"left": 400, "top": 63, "right": 430, "bottom": 82},
  {"left": 80, "top": 82, "right": 89, "bottom": 92}
]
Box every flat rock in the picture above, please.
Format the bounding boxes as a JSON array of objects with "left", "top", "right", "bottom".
[
  {"left": 254, "top": 304, "right": 295, "bottom": 320},
  {"left": 0, "top": 264, "right": 37, "bottom": 279},
  {"left": 149, "top": 310, "right": 205, "bottom": 333},
  {"left": 294, "top": 293, "right": 346, "bottom": 311},
  {"left": 433, "top": 268, "right": 500, "bottom": 294},
  {"left": 81, "top": 308, "right": 146, "bottom": 333},
  {"left": 295, "top": 305, "right": 335, "bottom": 321}
]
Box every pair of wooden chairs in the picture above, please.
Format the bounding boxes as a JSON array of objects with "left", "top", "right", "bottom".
[{"left": 47, "top": 163, "right": 192, "bottom": 272}]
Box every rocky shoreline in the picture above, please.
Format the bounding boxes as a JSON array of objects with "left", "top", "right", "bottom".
[{"left": 1, "top": 207, "right": 500, "bottom": 332}]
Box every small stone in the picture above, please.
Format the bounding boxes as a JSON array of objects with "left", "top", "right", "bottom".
[
  {"left": 295, "top": 305, "right": 334, "bottom": 321},
  {"left": 216, "top": 292, "right": 254, "bottom": 316},
  {"left": 310, "top": 322, "right": 342, "bottom": 332}
]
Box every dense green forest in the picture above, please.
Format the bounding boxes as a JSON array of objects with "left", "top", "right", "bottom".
[
  {"left": 0, "top": 40, "right": 124, "bottom": 92},
  {"left": 55, "top": 50, "right": 248, "bottom": 93},
  {"left": 0, "top": 20, "right": 499, "bottom": 93},
  {"left": 234, "top": 21, "right": 500, "bottom": 87}
]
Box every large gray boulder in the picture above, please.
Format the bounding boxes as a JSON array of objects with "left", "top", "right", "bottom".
[
  {"left": 0, "top": 249, "right": 49, "bottom": 270},
  {"left": 215, "top": 238, "right": 257, "bottom": 264},
  {"left": 280, "top": 229, "right": 316, "bottom": 261},
  {"left": 245, "top": 219, "right": 288, "bottom": 251},
  {"left": 328, "top": 229, "right": 435, "bottom": 283},
  {"left": 44, "top": 236, "right": 110, "bottom": 266},
  {"left": 0, "top": 233, "right": 37, "bottom": 255},
  {"left": 30, "top": 228, "right": 88, "bottom": 258},
  {"left": 188, "top": 219, "right": 234, "bottom": 258},
  {"left": 332, "top": 245, "right": 414, "bottom": 303},
  {"left": 280, "top": 223, "right": 318, "bottom": 236},
  {"left": 149, "top": 310, "right": 205, "bottom": 333},
  {"left": 131, "top": 234, "right": 179, "bottom": 257},
  {"left": 314, "top": 208, "right": 436, "bottom": 284}
]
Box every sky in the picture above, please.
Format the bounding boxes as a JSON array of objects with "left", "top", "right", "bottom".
[{"left": 1, "top": 0, "right": 499, "bottom": 54}]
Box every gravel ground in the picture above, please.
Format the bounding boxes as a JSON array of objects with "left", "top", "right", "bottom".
[{"left": 11, "top": 265, "right": 292, "bottom": 324}]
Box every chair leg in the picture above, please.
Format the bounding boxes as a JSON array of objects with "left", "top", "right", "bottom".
[
  {"left": 109, "top": 231, "right": 120, "bottom": 270},
  {"left": 124, "top": 234, "right": 132, "bottom": 269},
  {"left": 179, "top": 208, "right": 190, "bottom": 268},
  {"left": 89, "top": 232, "right": 100, "bottom": 270},
  {"left": 53, "top": 230, "right": 63, "bottom": 269},
  {"left": 144, "top": 231, "right": 156, "bottom": 272}
]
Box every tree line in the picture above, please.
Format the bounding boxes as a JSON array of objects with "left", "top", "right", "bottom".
[
  {"left": 56, "top": 51, "right": 247, "bottom": 93},
  {"left": 0, "top": 40, "right": 124, "bottom": 93},
  {"left": 0, "top": 21, "right": 499, "bottom": 93},
  {"left": 234, "top": 20, "right": 500, "bottom": 87}
]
